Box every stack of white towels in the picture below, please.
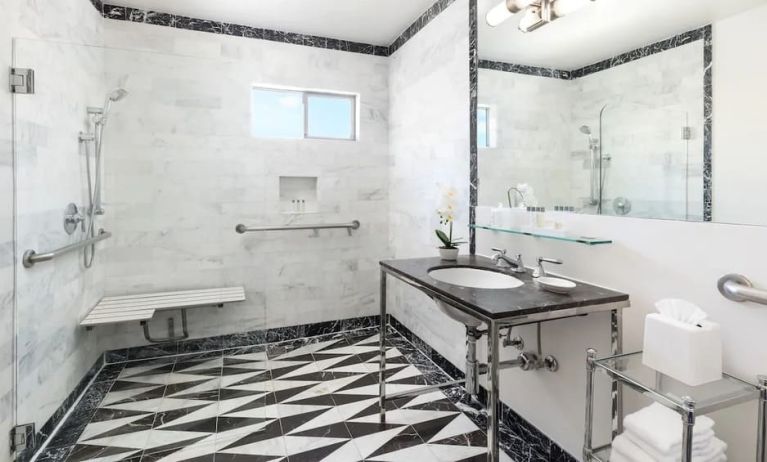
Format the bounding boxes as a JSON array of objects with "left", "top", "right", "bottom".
[{"left": 611, "top": 403, "right": 727, "bottom": 462}]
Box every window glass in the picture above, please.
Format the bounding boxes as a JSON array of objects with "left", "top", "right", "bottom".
[
  {"left": 478, "top": 106, "right": 490, "bottom": 148},
  {"left": 251, "top": 88, "right": 304, "bottom": 139},
  {"left": 306, "top": 94, "right": 355, "bottom": 140}
]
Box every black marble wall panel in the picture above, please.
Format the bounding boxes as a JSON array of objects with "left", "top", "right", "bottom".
[
  {"left": 388, "top": 0, "right": 457, "bottom": 55},
  {"left": 469, "top": 0, "right": 479, "bottom": 254},
  {"left": 479, "top": 59, "right": 572, "bottom": 80},
  {"left": 702, "top": 25, "right": 713, "bottom": 222}
]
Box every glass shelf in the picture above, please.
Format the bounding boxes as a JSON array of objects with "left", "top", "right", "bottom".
[
  {"left": 594, "top": 352, "right": 760, "bottom": 414},
  {"left": 471, "top": 224, "right": 613, "bottom": 246}
]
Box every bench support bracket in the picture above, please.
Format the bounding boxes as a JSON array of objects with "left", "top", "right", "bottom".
[{"left": 141, "top": 309, "right": 190, "bottom": 343}]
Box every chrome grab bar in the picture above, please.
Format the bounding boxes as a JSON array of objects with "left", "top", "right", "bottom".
[
  {"left": 718, "top": 274, "right": 767, "bottom": 305},
  {"left": 235, "top": 220, "right": 361, "bottom": 235},
  {"left": 23, "top": 229, "right": 112, "bottom": 268}
]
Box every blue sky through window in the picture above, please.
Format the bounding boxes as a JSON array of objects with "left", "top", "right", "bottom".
[{"left": 251, "top": 89, "right": 304, "bottom": 139}]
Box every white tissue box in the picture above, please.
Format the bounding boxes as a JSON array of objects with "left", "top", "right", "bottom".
[{"left": 642, "top": 313, "right": 722, "bottom": 386}]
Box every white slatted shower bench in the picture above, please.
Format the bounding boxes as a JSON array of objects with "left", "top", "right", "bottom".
[{"left": 80, "top": 287, "right": 246, "bottom": 342}]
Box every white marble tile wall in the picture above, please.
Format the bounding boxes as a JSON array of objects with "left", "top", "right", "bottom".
[
  {"left": 479, "top": 42, "right": 705, "bottom": 221},
  {"left": 571, "top": 41, "right": 705, "bottom": 220},
  {"left": 388, "top": 0, "right": 471, "bottom": 366},
  {"left": 478, "top": 69, "right": 573, "bottom": 208},
  {"left": 96, "top": 21, "right": 391, "bottom": 349},
  {"left": 1, "top": 0, "right": 105, "bottom": 451}
]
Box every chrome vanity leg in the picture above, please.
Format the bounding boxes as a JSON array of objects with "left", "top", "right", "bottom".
[
  {"left": 611, "top": 308, "right": 624, "bottom": 437},
  {"left": 758, "top": 375, "right": 767, "bottom": 462},
  {"left": 583, "top": 348, "right": 597, "bottom": 461},
  {"left": 681, "top": 397, "right": 696, "bottom": 462},
  {"left": 379, "top": 269, "right": 387, "bottom": 422},
  {"left": 487, "top": 321, "right": 500, "bottom": 462}
]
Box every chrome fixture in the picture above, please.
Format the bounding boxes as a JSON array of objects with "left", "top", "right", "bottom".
[
  {"left": 63, "top": 203, "right": 85, "bottom": 235},
  {"left": 23, "top": 229, "right": 112, "bottom": 268},
  {"left": 613, "top": 196, "right": 632, "bottom": 216},
  {"left": 10, "top": 68, "right": 34, "bottom": 94},
  {"left": 491, "top": 247, "right": 526, "bottom": 273},
  {"left": 503, "top": 327, "right": 525, "bottom": 350},
  {"left": 486, "top": 0, "right": 595, "bottom": 32},
  {"left": 79, "top": 87, "right": 128, "bottom": 268},
  {"left": 507, "top": 187, "right": 526, "bottom": 208},
  {"left": 580, "top": 125, "right": 600, "bottom": 206},
  {"left": 718, "top": 274, "right": 767, "bottom": 306},
  {"left": 533, "top": 257, "right": 563, "bottom": 278},
  {"left": 236, "top": 220, "right": 360, "bottom": 236}
]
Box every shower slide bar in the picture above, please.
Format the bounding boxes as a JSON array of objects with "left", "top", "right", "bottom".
[
  {"left": 235, "top": 220, "right": 361, "bottom": 236},
  {"left": 718, "top": 273, "right": 767, "bottom": 306},
  {"left": 22, "top": 229, "right": 112, "bottom": 268}
]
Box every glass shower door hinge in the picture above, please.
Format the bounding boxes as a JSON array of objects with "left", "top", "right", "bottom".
[
  {"left": 10, "top": 423, "right": 35, "bottom": 453},
  {"left": 10, "top": 68, "right": 35, "bottom": 94}
]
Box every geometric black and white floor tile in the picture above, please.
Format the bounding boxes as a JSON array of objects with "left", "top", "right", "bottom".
[{"left": 49, "top": 329, "right": 513, "bottom": 462}]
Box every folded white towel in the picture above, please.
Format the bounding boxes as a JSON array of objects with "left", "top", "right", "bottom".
[
  {"left": 626, "top": 430, "right": 727, "bottom": 461},
  {"left": 612, "top": 434, "right": 727, "bottom": 462},
  {"left": 624, "top": 403, "right": 716, "bottom": 453}
]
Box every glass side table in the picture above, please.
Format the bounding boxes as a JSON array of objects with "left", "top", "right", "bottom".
[{"left": 583, "top": 349, "right": 767, "bottom": 462}]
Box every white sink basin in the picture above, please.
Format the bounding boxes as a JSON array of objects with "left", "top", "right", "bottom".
[{"left": 428, "top": 267, "right": 524, "bottom": 290}]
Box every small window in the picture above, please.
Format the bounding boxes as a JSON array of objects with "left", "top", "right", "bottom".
[
  {"left": 251, "top": 87, "right": 357, "bottom": 140},
  {"left": 477, "top": 106, "right": 490, "bottom": 148}
]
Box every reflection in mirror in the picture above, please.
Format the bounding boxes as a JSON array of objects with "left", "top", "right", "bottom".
[{"left": 476, "top": 0, "right": 767, "bottom": 226}]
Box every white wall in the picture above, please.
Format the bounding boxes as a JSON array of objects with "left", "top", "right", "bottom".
[
  {"left": 96, "top": 20, "right": 391, "bottom": 349},
  {"left": 388, "top": 0, "right": 472, "bottom": 364},
  {"left": 712, "top": 3, "right": 767, "bottom": 226},
  {"left": 1, "top": 0, "right": 105, "bottom": 452}
]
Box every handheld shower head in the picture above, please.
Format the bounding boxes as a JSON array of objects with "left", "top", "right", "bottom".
[
  {"left": 108, "top": 88, "right": 129, "bottom": 102},
  {"left": 579, "top": 125, "right": 591, "bottom": 135},
  {"left": 97, "top": 88, "right": 128, "bottom": 124}
]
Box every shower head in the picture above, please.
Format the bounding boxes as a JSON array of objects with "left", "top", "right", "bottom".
[
  {"left": 96, "top": 88, "right": 128, "bottom": 124},
  {"left": 579, "top": 125, "right": 591, "bottom": 135},
  {"left": 108, "top": 88, "right": 129, "bottom": 102}
]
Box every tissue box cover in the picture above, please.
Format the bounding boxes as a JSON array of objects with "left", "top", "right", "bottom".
[{"left": 642, "top": 313, "right": 722, "bottom": 386}]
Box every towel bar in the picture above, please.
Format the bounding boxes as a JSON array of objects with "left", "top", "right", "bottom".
[{"left": 235, "top": 220, "right": 360, "bottom": 236}]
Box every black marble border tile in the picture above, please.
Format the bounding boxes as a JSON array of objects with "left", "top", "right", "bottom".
[
  {"left": 104, "top": 315, "right": 380, "bottom": 363},
  {"left": 90, "top": 0, "right": 462, "bottom": 58},
  {"left": 16, "top": 356, "right": 105, "bottom": 462},
  {"left": 479, "top": 60, "right": 572, "bottom": 80},
  {"left": 469, "top": 0, "right": 479, "bottom": 255},
  {"left": 388, "top": 0, "right": 456, "bottom": 55},
  {"left": 702, "top": 25, "right": 713, "bottom": 222},
  {"left": 389, "top": 314, "right": 577, "bottom": 462}
]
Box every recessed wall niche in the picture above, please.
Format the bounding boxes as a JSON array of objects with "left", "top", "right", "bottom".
[{"left": 279, "top": 176, "right": 318, "bottom": 214}]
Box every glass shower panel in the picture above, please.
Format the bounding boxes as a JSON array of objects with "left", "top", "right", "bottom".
[{"left": 599, "top": 103, "right": 703, "bottom": 221}]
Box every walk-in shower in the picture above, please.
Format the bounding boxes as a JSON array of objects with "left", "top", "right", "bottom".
[{"left": 78, "top": 88, "right": 128, "bottom": 267}]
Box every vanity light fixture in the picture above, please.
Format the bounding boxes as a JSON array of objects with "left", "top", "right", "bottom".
[{"left": 486, "top": 0, "right": 595, "bottom": 32}]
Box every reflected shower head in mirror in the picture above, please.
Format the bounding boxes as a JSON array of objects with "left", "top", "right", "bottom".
[
  {"left": 96, "top": 88, "right": 129, "bottom": 124},
  {"left": 579, "top": 125, "right": 591, "bottom": 135}
]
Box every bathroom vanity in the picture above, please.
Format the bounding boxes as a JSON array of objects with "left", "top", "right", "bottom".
[{"left": 378, "top": 255, "right": 630, "bottom": 461}]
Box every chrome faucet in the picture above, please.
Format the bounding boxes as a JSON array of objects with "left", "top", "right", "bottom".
[
  {"left": 491, "top": 248, "right": 526, "bottom": 273},
  {"left": 533, "top": 257, "right": 563, "bottom": 278}
]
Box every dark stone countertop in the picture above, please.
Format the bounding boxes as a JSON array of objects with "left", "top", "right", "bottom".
[{"left": 380, "top": 255, "right": 630, "bottom": 321}]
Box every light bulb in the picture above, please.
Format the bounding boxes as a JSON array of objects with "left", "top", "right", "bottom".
[
  {"left": 485, "top": 0, "right": 537, "bottom": 27},
  {"left": 551, "top": 0, "right": 592, "bottom": 18}
]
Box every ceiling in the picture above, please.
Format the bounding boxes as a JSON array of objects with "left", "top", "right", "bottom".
[
  {"left": 107, "top": 0, "right": 436, "bottom": 46},
  {"left": 479, "top": 0, "right": 767, "bottom": 69}
]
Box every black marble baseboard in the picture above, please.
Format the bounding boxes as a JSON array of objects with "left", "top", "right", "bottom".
[
  {"left": 16, "top": 356, "right": 104, "bottom": 462},
  {"left": 389, "top": 315, "right": 578, "bottom": 462},
  {"left": 105, "top": 315, "right": 380, "bottom": 363}
]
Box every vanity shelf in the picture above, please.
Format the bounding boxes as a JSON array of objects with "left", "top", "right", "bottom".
[
  {"left": 471, "top": 224, "right": 613, "bottom": 246},
  {"left": 584, "top": 350, "right": 766, "bottom": 462}
]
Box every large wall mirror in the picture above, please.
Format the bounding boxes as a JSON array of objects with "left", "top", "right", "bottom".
[{"left": 476, "top": 0, "right": 767, "bottom": 226}]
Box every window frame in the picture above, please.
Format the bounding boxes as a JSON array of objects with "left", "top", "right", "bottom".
[{"left": 251, "top": 85, "right": 358, "bottom": 141}]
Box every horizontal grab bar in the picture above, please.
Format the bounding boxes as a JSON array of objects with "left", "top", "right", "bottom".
[
  {"left": 718, "top": 273, "right": 767, "bottom": 305},
  {"left": 235, "top": 220, "right": 361, "bottom": 235},
  {"left": 23, "top": 229, "right": 112, "bottom": 268}
]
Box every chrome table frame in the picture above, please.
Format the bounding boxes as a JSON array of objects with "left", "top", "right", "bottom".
[{"left": 378, "top": 266, "right": 629, "bottom": 462}]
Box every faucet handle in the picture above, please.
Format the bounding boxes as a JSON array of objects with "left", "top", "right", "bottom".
[
  {"left": 533, "top": 257, "right": 562, "bottom": 278},
  {"left": 491, "top": 248, "right": 506, "bottom": 255},
  {"left": 538, "top": 257, "right": 562, "bottom": 265}
]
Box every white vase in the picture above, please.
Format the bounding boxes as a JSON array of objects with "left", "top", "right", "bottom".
[{"left": 438, "top": 247, "right": 459, "bottom": 261}]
